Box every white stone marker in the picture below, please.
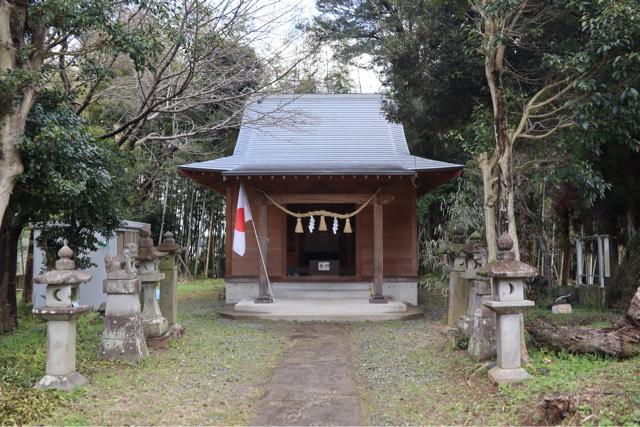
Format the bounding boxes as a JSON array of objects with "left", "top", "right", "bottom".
[
  {"left": 552, "top": 304, "right": 572, "bottom": 314},
  {"left": 32, "top": 244, "right": 92, "bottom": 391},
  {"left": 480, "top": 233, "right": 536, "bottom": 385}
]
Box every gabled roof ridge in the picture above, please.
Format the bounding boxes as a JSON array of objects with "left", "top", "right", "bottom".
[{"left": 178, "top": 94, "right": 463, "bottom": 175}]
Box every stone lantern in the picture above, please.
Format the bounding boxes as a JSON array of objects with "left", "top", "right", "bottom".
[
  {"left": 480, "top": 233, "right": 536, "bottom": 384},
  {"left": 32, "top": 244, "right": 91, "bottom": 391},
  {"left": 98, "top": 242, "right": 148, "bottom": 362},
  {"left": 136, "top": 228, "right": 170, "bottom": 348},
  {"left": 157, "top": 231, "right": 184, "bottom": 337}
]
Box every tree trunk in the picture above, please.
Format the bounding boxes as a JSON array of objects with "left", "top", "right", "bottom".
[
  {"left": 482, "top": 15, "right": 520, "bottom": 259},
  {"left": 528, "top": 287, "right": 640, "bottom": 358},
  {"left": 0, "top": 223, "right": 21, "bottom": 333},
  {"left": 559, "top": 213, "right": 571, "bottom": 287},
  {"left": 0, "top": 1, "right": 42, "bottom": 229},
  {"left": 158, "top": 179, "right": 169, "bottom": 244},
  {"left": 0, "top": 114, "right": 27, "bottom": 229},
  {"left": 479, "top": 152, "right": 498, "bottom": 261},
  {"left": 21, "top": 228, "right": 33, "bottom": 305},
  {"left": 606, "top": 231, "right": 640, "bottom": 310}
]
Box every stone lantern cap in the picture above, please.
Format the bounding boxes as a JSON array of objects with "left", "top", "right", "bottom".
[
  {"left": 33, "top": 244, "right": 91, "bottom": 320},
  {"left": 136, "top": 228, "right": 167, "bottom": 262},
  {"left": 479, "top": 234, "right": 537, "bottom": 278},
  {"left": 34, "top": 244, "right": 92, "bottom": 285},
  {"left": 156, "top": 231, "right": 182, "bottom": 254},
  {"left": 462, "top": 230, "right": 483, "bottom": 256},
  {"left": 441, "top": 226, "right": 465, "bottom": 256}
]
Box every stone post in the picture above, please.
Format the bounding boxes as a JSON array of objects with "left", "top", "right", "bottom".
[
  {"left": 137, "top": 229, "right": 171, "bottom": 348},
  {"left": 459, "top": 231, "right": 497, "bottom": 361},
  {"left": 480, "top": 233, "right": 536, "bottom": 384},
  {"left": 157, "top": 231, "right": 184, "bottom": 338},
  {"left": 465, "top": 275, "right": 496, "bottom": 361},
  {"left": 459, "top": 231, "right": 484, "bottom": 333},
  {"left": 32, "top": 244, "right": 91, "bottom": 391},
  {"left": 99, "top": 243, "right": 149, "bottom": 362},
  {"left": 446, "top": 227, "right": 468, "bottom": 328}
]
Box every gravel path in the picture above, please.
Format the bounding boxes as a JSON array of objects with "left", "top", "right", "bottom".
[{"left": 252, "top": 323, "right": 361, "bottom": 426}]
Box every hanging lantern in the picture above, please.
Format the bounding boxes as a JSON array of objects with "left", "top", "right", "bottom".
[
  {"left": 295, "top": 217, "right": 303, "bottom": 233},
  {"left": 318, "top": 215, "right": 327, "bottom": 231},
  {"left": 344, "top": 217, "right": 352, "bottom": 233}
]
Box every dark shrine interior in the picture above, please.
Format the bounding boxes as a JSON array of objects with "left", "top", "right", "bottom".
[{"left": 286, "top": 203, "right": 356, "bottom": 277}]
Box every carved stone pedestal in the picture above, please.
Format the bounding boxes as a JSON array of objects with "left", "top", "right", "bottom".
[{"left": 98, "top": 243, "right": 149, "bottom": 362}]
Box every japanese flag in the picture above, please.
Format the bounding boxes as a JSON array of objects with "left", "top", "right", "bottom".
[{"left": 232, "top": 183, "right": 253, "bottom": 256}]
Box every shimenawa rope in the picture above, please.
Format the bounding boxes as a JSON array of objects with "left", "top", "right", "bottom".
[{"left": 255, "top": 188, "right": 381, "bottom": 219}]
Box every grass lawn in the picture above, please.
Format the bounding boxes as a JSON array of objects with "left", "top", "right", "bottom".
[
  {"left": 1, "top": 280, "right": 289, "bottom": 425},
  {"left": 1, "top": 280, "right": 639, "bottom": 425},
  {"left": 347, "top": 318, "right": 640, "bottom": 426}
]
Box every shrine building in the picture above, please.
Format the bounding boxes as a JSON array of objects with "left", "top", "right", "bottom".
[{"left": 178, "top": 94, "right": 462, "bottom": 311}]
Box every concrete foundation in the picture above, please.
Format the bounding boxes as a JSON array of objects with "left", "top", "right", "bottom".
[
  {"left": 225, "top": 280, "right": 418, "bottom": 305},
  {"left": 225, "top": 297, "right": 422, "bottom": 321}
]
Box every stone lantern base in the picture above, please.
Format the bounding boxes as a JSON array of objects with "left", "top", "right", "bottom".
[
  {"left": 32, "top": 306, "right": 91, "bottom": 391},
  {"left": 35, "top": 372, "right": 88, "bottom": 391},
  {"left": 140, "top": 279, "right": 171, "bottom": 349},
  {"left": 144, "top": 316, "right": 171, "bottom": 349},
  {"left": 146, "top": 332, "right": 172, "bottom": 349},
  {"left": 488, "top": 367, "right": 532, "bottom": 385}
]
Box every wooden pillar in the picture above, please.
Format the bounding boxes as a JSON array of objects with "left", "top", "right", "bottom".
[
  {"left": 256, "top": 195, "right": 273, "bottom": 303},
  {"left": 370, "top": 194, "right": 387, "bottom": 303}
]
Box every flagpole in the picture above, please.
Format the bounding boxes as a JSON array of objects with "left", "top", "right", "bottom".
[{"left": 249, "top": 202, "right": 274, "bottom": 301}]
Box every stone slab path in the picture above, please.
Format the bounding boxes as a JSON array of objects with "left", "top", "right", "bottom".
[{"left": 251, "top": 323, "right": 361, "bottom": 426}]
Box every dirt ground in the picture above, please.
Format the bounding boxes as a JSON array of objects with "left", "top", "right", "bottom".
[{"left": 252, "top": 323, "right": 360, "bottom": 426}]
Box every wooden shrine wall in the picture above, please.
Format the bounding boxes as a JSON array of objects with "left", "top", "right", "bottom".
[{"left": 224, "top": 176, "right": 417, "bottom": 281}]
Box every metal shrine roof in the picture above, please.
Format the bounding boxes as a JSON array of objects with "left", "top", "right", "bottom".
[{"left": 178, "top": 94, "right": 463, "bottom": 176}]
